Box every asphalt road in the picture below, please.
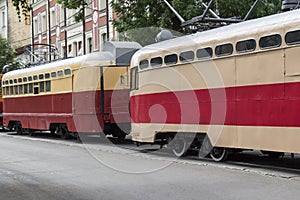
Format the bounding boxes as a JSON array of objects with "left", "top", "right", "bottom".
[{"left": 0, "top": 133, "right": 300, "bottom": 200}]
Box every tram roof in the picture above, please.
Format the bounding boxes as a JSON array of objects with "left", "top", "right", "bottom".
[
  {"left": 133, "top": 9, "right": 300, "bottom": 58},
  {"left": 3, "top": 51, "right": 114, "bottom": 79}
]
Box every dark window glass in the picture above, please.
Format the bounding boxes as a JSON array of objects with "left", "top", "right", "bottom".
[
  {"left": 164, "top": 54, "right": 178, "bottom": 65},
  {"left": 139, "top": 60, "right": 149, "bottom": 69},
  {"left": 40, "top": 82, "right": 45, "bottom": 92},
  {"left": 19, "top": 85, "right": 23, "bottom": 94},
  {"left": 15, "top": 86, "right": 18, "bottom": 95},
  {"left": 58, "top": 70, "right": 63, "bottom": 77},
  {"left": 14, "top": 79, "right": 17, "bottom": 83},
  {"left": 23, "top": 77, "right": 27, "bottom": 82},
  {"left": 9, "top": 80, "right": 13, "bottom": 84},
  {"left": 28, "top": 76, "right": 32, "bottom": 81},
  {"left": 5, "top": 80, "right": 8, "bottom": 85},
  {"left": 18, "top": 78, "right": 22, "bottom": 83},
  {"left": 33, "top": 75, "right": 38, "bottom": 80},
  {"left": 46, "top": 81, "right": 51, "bottom": 92},
  {"left": 39, "top": 74, "right": 44, "bottom": 79},
  {"left": 6, "top": 87, "right": 9, "bottom": 95},
  {"left": 130, "top": 67, "right": 138, "bottom": 91},
  {"left": 236, "top": 39, "right": 256, "bottom": 53},
  {"left": 34, "top": 87, "right": 39, "bottom": 95},
  {"left": 150, "top": 57, "right": 163, "bottom": 67},
  {"left": 180, "top": 51, "right": 195, "bottom": 62},
  {"left": 29, "top": 83, "right": 33, "bottom": 93},
  {"left": 45, "top": 73, "right": 50, "bottom": 79},
  {"left": 64, "top": 69, "right": 71, "bottom": 75},
  {"left": 196, "top": 47, "right": 213, "bottom": 59},
  {"left": 259, "top": 34, "right": 282, "bottom": 49},
  {"left": 24, "top": 84, "right": 28, "bottom": 94},
  {"left": 285, "top": 30, "right": 300, "bottom": 45},
  {"left": 215, "top": 43, "right": 233, "bottom": 56},
  {"left": 51, "top": 72, "right": 57, "bottom": 78}
]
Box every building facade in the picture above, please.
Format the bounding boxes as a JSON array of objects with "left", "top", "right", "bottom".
[
  {"left": 0, "top": 0, "right": 31, "bottom": 62},
  {"left": 32, "top": 0, "right": 117, "bottom": 60}
]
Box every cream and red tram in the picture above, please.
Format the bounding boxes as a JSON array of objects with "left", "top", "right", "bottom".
[
  {"left": 130, "top": 9, "right": 300, "bottom": 161},
  {"left": 2, "top": 42, "right": 141, "bottom": 139}
]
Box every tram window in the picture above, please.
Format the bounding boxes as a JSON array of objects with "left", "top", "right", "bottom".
[
  {"left": 285, "top": 30, "right": 300, "bottom": 45},
  {"left": 45, "top": 73, "right": 50, "bottom": 79},
  {"left": 29, "top": 83, "right": 33, "bottom": 93},
  {"left": 139, "top": 60, "right": 149, "bottom": 70},
  {"left": 5, "top": 80, "right": 8, "bottom": 85},
  {"left": 40, "top": 82, "right": 45, "bottom": 92},
  {"left": 15, "top": 86, "right": 18, "bottom": 95},
  {"left": 215, "top": 43, "right": 233, "bottom": 57},
  {"left": 28, "top": 76, "right": 32, "bottom": 81},
  {"left": 51, "top": 72, "right": 57, "bottom": 78},
  {"left": 19, "top": 85, "right": 23, "bottom": 95},
  {"left": 24, "top": 84, "right": 28, "bottom": 94},
  {"left": 46, "top": 81, "right": 51, "bottom": 92},
  {"left": 14, "top": 79, "right": 17, "bottom": 83},
  {"left": 10, "top": 86, "right": 13, "bottom": 95},
  {"left": 34, "top": 87, "right": 39, "bottom": 95},
  {"left": 164, "top": 54, "right": 178, "bottom": 65},
  {"left": 57, "top": 70, "right": 63, "bottom": 77},
  {"left": 236, "top": 39, "right": 256, "bottom": 53},
  {"left": 259, "top": 34, "right": 282, "bottom": 49},
  {"left": 23, "top": 77, "right": 27, "bottom": 82},
  {"left": 18, "top": 78, "right": 22, "bottom": 83},
  {"left": 64, "top": 69, "right": 71, "bottom": 76},
  {"left": 39, "top": 74, "right": 44, "bottom": 80},
  {"left": 9, "top": 80, "right": 13, "bottom": 84},
  {"left": 197, "top": 47, "right": 213, "bottom": 59},
  {"left": 130, "top": 67, "right": 138, "bottom": 91},
  {"left": 33, "top": 75, "right": 38, "bottom": 81},
  {"left": 6, "top": 87, "right": 9, "bottom": 95},
  {"left": 180, "top": 51, "right": 195, "bottom": 62},
  {"left": 150, "top": 57, "right": 163, "bottom": 67}
]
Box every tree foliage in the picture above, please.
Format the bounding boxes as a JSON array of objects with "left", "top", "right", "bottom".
[
  {"left": 0, "top": 36, "right": 18, "bottom": 73},
  {"left": 12, "top": 0, "right": 31, "bottom": 22},
  {"left": 56, "top": 0, "right": 87, "bottom": 21},
  {"left": 111, "top": 0, "right": 281, "bottom": 45}
]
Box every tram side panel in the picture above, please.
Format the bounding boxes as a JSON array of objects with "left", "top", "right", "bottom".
[{"left": 72, "top": 65, "right": 131, "bottom": 135}]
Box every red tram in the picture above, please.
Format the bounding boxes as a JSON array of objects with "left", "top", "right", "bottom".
[
  {"left": 130, "top": 9, "right": 300, "bottom": 161},
  {"left": 2, "top": 42, "right": 141, "bottom": 139}
]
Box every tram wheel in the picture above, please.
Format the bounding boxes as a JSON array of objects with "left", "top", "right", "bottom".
[
  {"left": 28, "top": 129, "right": 35, "bottom": 136},
  {"left": 167, "top": 136, "right": 187, "bottom": 157},
  {"left": 58, "top": 127, "right": 69, "bottom": 140},
  {"left": 210, "top": 147, "right": 228, "bottom": 162},
  {"left": 15, "top": 123, "right": 23, "bottom": 135}
]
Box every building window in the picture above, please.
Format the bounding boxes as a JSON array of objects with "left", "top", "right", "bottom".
[
  {"left": 88, "top": 38, "right": 92, "bottom": 53},
  {"left": 51, "top": 10, "right": 56, "bottom": 27},
  {"left": 2, "top": 11, "right": 5, "bottom": 27},
  {"left": 42, "top": 14, "right": 47, "bottom": 32}
]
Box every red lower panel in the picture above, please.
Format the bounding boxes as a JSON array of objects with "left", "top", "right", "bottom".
[
  {"left": 130, "top": 82, "right": 300, "bottom": 127},
  {"left": 3, "top": 89, "right": 130, "bottom": 132}
]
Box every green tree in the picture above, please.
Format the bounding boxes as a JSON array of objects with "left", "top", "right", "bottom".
[
  {"left": 12, "top": 0, "right": 31, "bottom": 22},
  {"left": 0, "top": 36, "right": 18, "bottom": 73},
  {"left": 111, "top": 0, "right": 281, "bottom": 45}
]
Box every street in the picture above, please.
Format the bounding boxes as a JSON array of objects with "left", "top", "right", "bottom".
[{"left": 0, "top": 132, "right": 300, "bottom": 200}]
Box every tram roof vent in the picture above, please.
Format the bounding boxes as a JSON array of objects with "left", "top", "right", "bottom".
[
  {"left": 103, "top": 41, "right": 142, "bottom": 66},
  {"left": 282, "top": 0, "right": 300, "bottom": 11}
]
